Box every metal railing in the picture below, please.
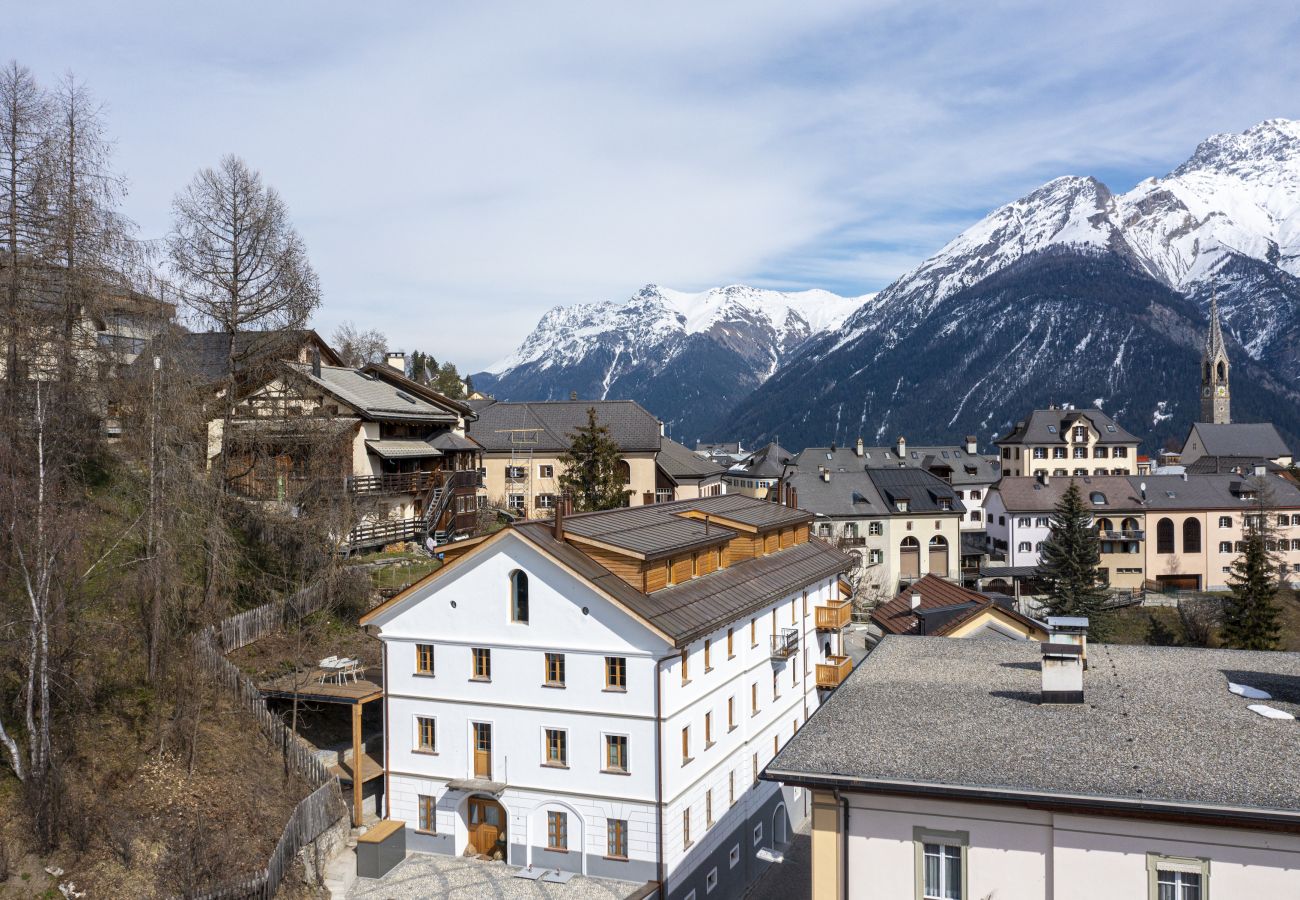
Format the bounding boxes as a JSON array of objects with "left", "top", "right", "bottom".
[
  {"left": 770, "top": 627, "right": 799, "bottom": 660},
  {"left": 1099, "top": 529, "right": 1145, "bottom": 541}
]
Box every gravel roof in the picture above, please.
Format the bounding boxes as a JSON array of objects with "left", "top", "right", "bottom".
[
  {"left": 997, "top": 408, "right": 1139, "bottom": 446},
  {"left": 767, "top": 636, "right": 1300, "bottom": 824},
  {"left": 1188, "top": 422, "right": 1291, "bottom": 459},
  {"left": 468, "top": 400, "right": 662, "bottom": 452}
]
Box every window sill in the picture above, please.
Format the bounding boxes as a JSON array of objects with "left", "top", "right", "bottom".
[
  {"left": 704, "top": 741, "right": 716, "bottom": 751},
  {"left": 469, "top": 677, "right": 491, "bottom": 683},
  {"left": 546, "top": 846, "right": 569, "bottom": 854},
  {"left": 413, "top": 749, "right": 439, "bottom": 756},
  {"left": 704, "top": 667, "right": 714, "bottom": 674},
  {"left": 603, "top": 855, "right": 629, "bottom": 862},
  {"left": 602, "top": 768, "right": 631, "bottom": 776},
  {"left": 542, "top": 683, "right": 566, "bottom": 689},
  {"left": 542, "top": 762, "right": 569, "bottom": 769},
  {"left": 413, "top": 672, "right": 435, "bottom": 678},
  {"left": 728, "top": 725, "right": 738, "bottom": 733},
  {"left": 681, "top": 679, "right": 692, "bottom": 687},
  {"left": 414, "top": 828, "right": 438, "bottom": 836},
  {"left": 683, "top": 840, "right": 694, "bottom": 850},
  {"left": 681, "top": 757, "right": 694, "bottom": 766},
  {"left": 602, "top": 687, "right": 627, "bottom": 693}
]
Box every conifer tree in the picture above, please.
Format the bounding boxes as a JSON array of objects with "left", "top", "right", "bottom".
[
  {"left": 1222, "top": 512, "right": 1282, "bottom": 650},
  {"left": 1037, "top": 480, "right": 1111, "bottom": 638},
  {"left": 434, "top": 361, "right": 464, "bottom": 399},
  {"left": 559, "top": 407, "right": 632, "bottom": 511}
]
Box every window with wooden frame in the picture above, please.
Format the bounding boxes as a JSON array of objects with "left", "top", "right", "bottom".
[
  {"left": 802, "top": 591, "right": 808, "bottom": 618},
  {"left": 752, "top": 752, "right": 758, "bottom": 785},
  {"left": 471, "top": 648, "right": 491, "bottom": 681},
  {"left": 729, "top": 770, "right": 735, "bottom": 805},
  {"left": 726, "top": 627, "right": 734, "bottom": 658},
  {"left": 604, "top": 735, "right": 628, "bottom": 773},
  {"left": 681, "top": 726, "right": 691, "bottom": 765},
  {"left": 544, "top": 652, "right": 565, "bottom": 687},
  {"left": 681, "top": 648, "right": 690, "bottom": 684},
  {"left": 751, "top": 683, "right": 758, "bottom": 715},
  {"left": 415, "top": 643, "right": 434, "bottom": 675},
  {"left": 683, "top": 808, "right": 692, "bottom": 849},
  {"left": 418, "top": 794, "right": 435, "bottom": 832},
  {"left": 1146, "top": 853, "right": 1208, "bottom": 900},
  {"left": 704, "top": 712, "right": 714, "bottom": 748},
  {"left": 544, "top": 728, "right": 568, "bottom": 767},
  {"left": 605, "top": 656, "right": 626, "bottom": 691},
  {"left": 510, "top": 570, "right": 529, "bottom": 623},
  {"left": 750, "top": 618, "right": 757, "bottom": 647},
  {"left": 772, "top": 671, "right": 780, "bottom": 700},
  {"left": 706, "top": 789, "right": 714, "bottom": 827},
  {"left": 790, "top": 598, "right": 796, "bottom": 624},
  {"left": 607, "top": 819, "right": 628, "bottom": 859},
  {"left": 728, "top": 696, "right": 736, "bottom": 730},
  {"left": 415, "top": 716, "right": 436, "bottom": 752},
  {"left": 547, "top": 811, "right": 568, "bottom": 850}
]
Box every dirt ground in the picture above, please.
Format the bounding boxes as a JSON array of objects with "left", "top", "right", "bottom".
[{"left": 1107, "top": 586, "right": 1300, "bottom": 648}]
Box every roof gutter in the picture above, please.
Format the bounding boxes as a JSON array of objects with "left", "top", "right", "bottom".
[{"left": 761, "top": 770, "right": 1300, "bottom": 832}]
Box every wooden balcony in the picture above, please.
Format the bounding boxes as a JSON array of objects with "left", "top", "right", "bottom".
[
  {"left": 347, "top": 471, "right": 439, "bottom": 495},
  {"left": 815, "top": 598, "right": 853, "bottom": 631},
  {"left": 769, "top": 628, "right": 799, "bottom": 660},
  {"left": 816, "top": 655, "right": 853, "bottom": 689}
]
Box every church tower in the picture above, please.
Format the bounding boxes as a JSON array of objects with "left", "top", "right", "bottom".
[{"left": 1200, "top": 293, "right": 1230, "bottom": 424}]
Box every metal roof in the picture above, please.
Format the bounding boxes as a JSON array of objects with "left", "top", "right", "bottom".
[
  {"left": 996, "top": 408, "right": 1140, "bottom": 446},
  {"left": 657, "top": 437, "right": 726, "bottom": 482},
  {"left": 864, "top": 468, "right": 966, "bottom": 513},
  {"left": 728, "top": 442, "right": 793, "bottom": 479},
  {"left": 365, "top": 439, "right": 443, "bottom": 460}
]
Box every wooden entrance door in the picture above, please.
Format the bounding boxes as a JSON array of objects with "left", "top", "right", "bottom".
[
  {"left": 467, "top": 797, "right": 504, "bottom": 856},
  {"left": 473, "top": 723, "right": 492, "bottom": 779}
]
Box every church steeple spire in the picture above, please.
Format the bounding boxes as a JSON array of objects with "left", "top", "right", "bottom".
[{"left": 1200, "top": 290, "right": 1230, "bottom": 424}]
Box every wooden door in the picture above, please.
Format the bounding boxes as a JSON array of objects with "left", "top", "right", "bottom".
[
  {"left": 473, "top": 723, "right": 492, "bottom": 779},
  {"left": 468, "top": 797, "right": 504, "bottom": 856}
]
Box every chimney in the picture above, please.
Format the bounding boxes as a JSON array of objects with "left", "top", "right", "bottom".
[
  {"left": 1046, "top": 616, "right": 1089, "bottom": 668},
  {"left": 789, "top": 486, "right": 798, "bottom": 509},
  {"left": 965, "top": 435, "right": 978, "bottom": 454},
  {"left": 569, "top": 390, "right": 578, "bottom": 401},
  {"left": 855, "top": 437, "right": 864, "bottom": 457},
  {"left": 311, "top": 345, "right": 322, "bottom": 378},
  {"left": 385, "top": 351, "right": 406, "bottom": 373},
  {"left": 910, "top": 590, "right": 921, "bottom": 611},
  {"left": 553, "top": 493, "right": 567, "bottom": 541},
  {"left": 821, "top": 469, "right": 831, "bottom": 483},
  {"left": 1040, "top": 642, "right": 1084, "bottom": 704},
  {"left": 896, "top": 436, "right": 906, "bottom": 458},
  {"left": 1254, "top": 464, "right": 1267, "bottom": 477}
]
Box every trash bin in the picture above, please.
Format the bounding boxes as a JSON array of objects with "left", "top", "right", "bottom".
[{"left": 356, "top": 820, "right": 406, "bottom": 879}]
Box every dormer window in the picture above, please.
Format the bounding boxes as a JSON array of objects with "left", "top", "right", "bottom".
[
  {"left": 895, "top": 499, "right": 909, "bottom": 512},
  {"left": 939, "top": 498, "right": 952, "bottom": 511},
  {"left": 510, "top": 570, "right": 529, "bottom": 623},
  {"left": 1089, "top": 492, "right": 1107, "bottom": 506}
]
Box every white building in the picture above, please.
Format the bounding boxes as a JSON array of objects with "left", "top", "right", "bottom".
[
  {"left": 767, "top": 635, "right": 1300, "bottom": 900},
  {"left": 361, "top": 494, "right": 855, "bottom": 899}
]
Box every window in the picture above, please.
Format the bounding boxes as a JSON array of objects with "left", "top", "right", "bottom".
[
  {"left": 868, "top": 548, "right": 883, "bottom": 564},
  {"left": 1293, "top": 514, "right": 1300, "bottom": 526},
  {"left": 1183, "top": 518, "right": 1202, "bottom": 554},
  {"left": 727, "top": 627, "right": 735, "bottom": 658},
  {"left": 1219, "top": 541, "right": 1232, "bottom": 553},
  {"left": 772, "top": 671, "right": 780, "bottom": 701},
  {"left": 607, "top": 819, "right": 628, "bottom": 858},
  {"left": 729, "top": 770, "right": 735, "bottom": 805},
  {"left": 1073, "top": 446, "right": 1088, "bottom": 459},
  {"left": 547, "top": 811, "right": 568, "bottom": 850},
  {"left": 705, "top": 712, "right": 714, "bottom": 748},
  {"left": 1017, "top": 517, "right": 1031, "bottom": 527},
  {"left": 729, "top": 844, "right": 740, "bottom": 868},
  {"left": 753, "top": 822, "right": 763, "bottom": 845},
  {"left": 750, "top": 618, "right": 757, "bottom": 647},
  {"left": 1018, "top": 541, "right": 1032, "bottom": 552},
  {"left": 704, "top": 639, "right": 712, "bottom": 671},
  {"left": 869, "top": 521, "right": 883, "bottom": 536},
  {"left": 506, "top": 465, "right": 526, "bottom": 479},
  {"left": 415, "top": 643, "right": 434, "bottom": 675},
  {"left": 472, "top": 648, "right": 491, "bottom": 680},
  {"left": 605, "top": 656, "right": 626, "bottom": 690},
  {"left": 1072, "top": 426, "right": 1087, "bottom": 442},
  {"left": 415, "top": 716, "right": 436, "bottom": 752},
  {"left": 970, "top": 510, "right": 982, "bottom": 523},
  {"left": 970, "top": 490, "right": 981, "bottom": 500},
  {"left": 605, "top": 735, "right": 628, "bottom": 772},
  {"left": 544, "top": 728, "right": 568, "bottom": 766},
  {"left": 681, "top": 648, "right": 690, "bottom": 684},
  {"left": 1114, "top": 446, "right": 1128, "bottom": 458},
  {"left": 1032, "top": 447, "right": 1047, "bottom": 459},
  {"left": 751, "top": 683, "right": 759, "bottom": 715},
  {"left": 418, "top": 794, "right": 435, "bottom": 832},
  {"left": 752, "top": 753, "right": 759, "bottom": 785},
  {"left": 1219, "top": 515, "right": 1232, "bottom": 527},
  {"left": 536, "top": 493, "right": 557, "bottom": 509},
  {"left": 916, "top": 828, "right": 967, "bottom": 900},
  {"left": 1035, "top": 516, "right": 1050, "bottom": 527},
  {"left": 507, "top": 493, "right": 525, "bottom": 511},
  {"left": 706, "top": 790, "right": 714, "bottom": 827},
  {"left": 1155, "top": 517, "right": 1175, "bottom": 554},
  {"left": 1052, "top": 447, "right": 1067, "bottom": 459},
  {"left": 545, "top": 652, "right": 565, "bottom": 687},
  {"left": 681, "top": 726, "right": 691, "bottom": 765},
  {"left": 683, "top": 809, "right": 692, "bottom": 849},
  {"left": 728, "top": 696, "right": 736, "bottom": 730},
  {"left": 1094, "top": 446, "right": 1109, "bottom": 458},
  {"left": 706, "top": 868, "right": 718, "bottom": 893},
  {"left": 1280, "top": 515, "right": 1291, "bottom": 528},
  {"left": 539, "top": 464, "right": 554, "bottom": 478},
  {"left": 510, "top": 570, "right": 529, "bottom": 623},
  {"left": 1147, "top": 853, "right": 1207, "bottom": 900},
  {"left": 1090, "top": 492, "right": 1107, "bottom": 505}
]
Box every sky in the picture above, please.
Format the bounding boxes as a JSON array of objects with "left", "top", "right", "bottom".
[{"left": 10, "top": 1, "right": 1300, "bottom": 371}]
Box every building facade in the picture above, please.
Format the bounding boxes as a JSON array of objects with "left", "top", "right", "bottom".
[
  {"left": 996, "top": 408, "right": 1141, "bottom": 479},
  {"left": 722, "top": 442, "right": 792, "bottom": 498},
  {"left": 361, "top": 495, "right": 855, "bottom": 900}
]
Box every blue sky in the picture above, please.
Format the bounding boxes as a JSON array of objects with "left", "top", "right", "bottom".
[{"left": 10, "top": 1, "right": 1300, "bottom": 370}]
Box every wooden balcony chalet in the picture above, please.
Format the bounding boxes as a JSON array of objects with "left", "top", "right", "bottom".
[
  {"left": 816, "top": 655, "right": 853, "bottom": 689},
  {"left": 346, "top": 471, "right": 439, "bottom": 495},
  {"left": 815, "top": 598, "right": 853, "bottom": 631},
  {"left": 770, "top": 627, "right": 800, "bottom": 660}
]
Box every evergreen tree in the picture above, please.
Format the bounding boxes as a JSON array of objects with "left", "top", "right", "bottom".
[
  {"left": 1037, "top": 480, "right": 1111, "bottom": 639},
  {"left": 434, "top": 361, "right": 465, "bottom": 400},
  {"left": 1222, "top": 512, "right": 1282, "bottom": 650},
  {"left": 408, "top": 351, "right": 437, "bottom": 386},
  {"left": 558, "top": 408, "right": 632, "bottom": 511}
]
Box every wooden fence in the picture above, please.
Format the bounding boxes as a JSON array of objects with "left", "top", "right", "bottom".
[{"left": 181, "top": 585, "right": 350, "bottom": 899}]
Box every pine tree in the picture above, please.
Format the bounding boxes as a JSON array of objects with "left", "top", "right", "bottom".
[
  {"left": 1037, "top": 480, "right": 1111, "bottom": 639},
  {"left": 434, "top": 361, "right": 464, "bottom": 400},
  {"left": 558, "top": 408, "right": 632, "bottom": 511},
  {"left": 1221, "top": 513, "right": 1282, "bottom": 650}
]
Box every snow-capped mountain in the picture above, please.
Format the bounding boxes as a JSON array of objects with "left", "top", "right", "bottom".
[
  {"left": 726, "top": 119, "right": 1300, "bottom": 451},
  {"left": 473, "top": 284, "right": 870, "bottom": 440}
]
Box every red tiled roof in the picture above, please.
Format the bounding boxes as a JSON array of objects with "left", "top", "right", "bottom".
[{"left": 870, "top": 575, "right": 989, "bottom": 635}]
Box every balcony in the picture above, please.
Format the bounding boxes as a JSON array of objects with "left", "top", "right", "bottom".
[
  {"left": 347, "top": 471, "right": 438, "bottom": 495},
  {"left": 815, "top": 599, "right": 853, "bottom": 631},
  {"left": 837, "top": 536, "right": 866, "bottom": 549},
  {"left": 770, "top": 628, "right": 799, "bottom": 660},
  {"left": 816, "top": 655, "right": 853, "bottom": 689},
  {"left": 1100, "top": 529, "right": 1145, "bottom": 541}
]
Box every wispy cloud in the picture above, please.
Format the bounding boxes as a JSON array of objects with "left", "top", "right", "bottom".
[{"left": 11, "top": 0, "right": 1300, "bottom": 369}]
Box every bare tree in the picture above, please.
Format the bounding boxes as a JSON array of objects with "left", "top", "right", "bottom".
[{"left": 331, "top": 320, "right": 388, "bottom": 367}]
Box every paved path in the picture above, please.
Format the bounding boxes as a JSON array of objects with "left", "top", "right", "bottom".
[
  {"left": 348, "top": 853, "right": 640, "bottom": 900},
  {"left": 744, "top": 822, "right": 811, "bottom": 900}
]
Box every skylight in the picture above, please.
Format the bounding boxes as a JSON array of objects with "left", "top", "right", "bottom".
[
  {"left": 1047, "top": 425, "right": 1057, "bottom": 433},
  {"left": 1106, "top": 424, "right": 1117, "bottom": 432},
  {"left": 395, "top": 390, "right": 418, "bottom": 404},
  {"left": 941, "top": 450, "right": 950, "bottom": 458},
  {"left": 954, "top": 450, "right": 962, "bottom": 457}
]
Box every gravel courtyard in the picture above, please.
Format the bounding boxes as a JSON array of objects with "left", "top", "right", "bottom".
[{"left": 347, "top": 853, "right": 645, "bottom": 900}]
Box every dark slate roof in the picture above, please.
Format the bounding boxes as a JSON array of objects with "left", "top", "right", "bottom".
[
  {"left": 794, "top": 444, "right": 998, "bottom": 487},
  {"left": 1184, "top": 456, "right": 1286, "bottom": 475},
  {"left": 365, "top": 439, "right": 443, "bottom": 460},
  {"left": 996, "top": 408, "right": 1139, "bottom": 446},
  {"left": 516, "top": 519, "right": 853, "bottom": 646},
  {"left": 428, "top": 432, "right": 481, "bottom": 452},
  {"left": 468, "top": 400, "right": 662, "bottom": 453},
  {"left": 289, "top": 363, "right": 465, "bottom": 423},
  {"left": 696, "top": 441, "right": 742, "bottom": 454},
  {"left": 782, "top": 468, "right": 886, "bottom": 517},
  {"left": 728, "top": 442, "right": 793, "bottom": 479},
  {"left": 1129, "top": 474, "right": 1300, "bottom": 511},
  {"left": 1188, "top": 423, "right": 1291, "bottom": 459},
  {"left": 991, "top": 475, "right": 1143, "bottom": 513},
  {"left": 864, "top": 468, "right": 966, "bottom": 513},
  {"left": 766, "top": 636, "right": 1300, "bottom": 825},
  {"left": 168, "top": 329, "right": 341, "bottom": 384},
  {"left": 657, "top": 437, "right": 725, "bottom": 482}
]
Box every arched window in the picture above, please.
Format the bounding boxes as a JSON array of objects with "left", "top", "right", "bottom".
[
  {"left": 1096, "top": 518, "right": 1114, "bottom": 534},
  {"left": 1156, "top": 518, "right": 1175, "bottom": 554},
  {"left": 615, "top": 460, "right": 631, "bottom": 485},
  {"left": 900, "top": 536, "right": 920, "bottom": 579},
  {"left": 1121, "top": 517, "right": 1140, "bottom": 535},
  {"left": 928, "top": 535, "right": 949, "bottom": 578},
  {"left": 1182, "top": 518, "right": 1201, "bottom": 554},
  {"left": 510, "top": 570, "right": 529, "bottom": 623},
  {"left": 1217, "top": 360, "right": 1227, "bottom": 381},
  {"left": 1204, "top": 362, "right": 1211, "bottom": 382}
]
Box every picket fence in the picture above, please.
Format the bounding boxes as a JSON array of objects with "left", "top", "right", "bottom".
[{"left": 180, "top": 585, "right": 349, "bottom": 899}]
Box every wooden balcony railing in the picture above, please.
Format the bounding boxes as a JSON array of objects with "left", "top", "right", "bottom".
[
  {"left": 814, "top": 599, "right": 853, "bottom": 631},
  {"left": 769, "top": 628, "right": 799, "bottom": 660},
  {"left": 347, "top": 471, "right": 440, "bottom": 495},
  {"left": 816, "top": 655, "right": 853, "bottom": 689}
]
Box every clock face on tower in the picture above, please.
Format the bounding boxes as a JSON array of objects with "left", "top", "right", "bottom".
[
  {"left": 1203, "top": 386, "right": 1212, "bottom": 397},
  {"left": 1217, "top": 386, "right": 1227, "bottom": 397}
]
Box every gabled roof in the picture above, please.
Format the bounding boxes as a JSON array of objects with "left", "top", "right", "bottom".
[
  {"left": 871, "top": 574, "right": 1044, "bottom": 637},
  {"left": 1187, "top": 422, "right": 1290, "bottom": 459},
  {"left": 657, "top": 436, "right": 725, "bottom": 483},
  {"left": 1130, "top": 474, "right": 1300, "bottom": 511},
  {"left": 365, "top": 439, "right": 443, "bottom": 460},
  {"left": 794, "top": 444, "right": 999, "bottom": 487},
  {"left": 728, "top": 442, "right": 793, "bottom": 479},
  {"left": 468, "top": 400, "right": 662, "bottom": 453},
  {"left": 997, "top": 408, "right": 1139, "bottom": 446},
  {"left": 864, "top": 468, "right": 965, "bottom": 513},
  {"left": 991, "top": 475, "right": 1142, "bottom": 514},
  {"left": 172, "top": 329, "right": 342, "bottom": 384},
  {"left": 288, "top": 362, "right": 470, "bottom": 423}
]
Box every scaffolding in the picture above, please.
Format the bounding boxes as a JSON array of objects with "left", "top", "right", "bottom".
[{"left": 498, "top": 427, "right": 540, "bottom": 516}]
